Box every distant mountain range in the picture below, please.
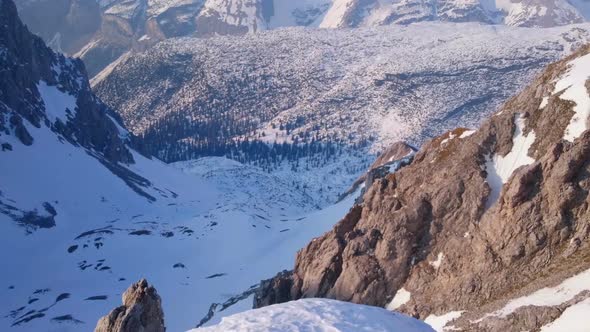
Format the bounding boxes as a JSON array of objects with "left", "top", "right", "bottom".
[{"left": 14, "top": 0, "right": 590, "bottom": 77}]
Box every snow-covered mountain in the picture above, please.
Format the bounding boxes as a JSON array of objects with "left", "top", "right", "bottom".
[
  {"left": 14, "top": 0, "right": 590, "bottom": 77},
  {"left": 319, "top": 0, "right": 590, "bottom": 28},
  {"left": 0, "top": 1, "right": 362, "bottom": 330},
  {"left": 93, "top": 22, "right": 590, "bottom": 205}
]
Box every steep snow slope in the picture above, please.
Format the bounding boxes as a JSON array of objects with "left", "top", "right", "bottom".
[
  {"left": 193, "top": 298, "right": 435, "bottom": 332},
  {"left": 94, "top": 22, "right": 590, "bottom": 205}
]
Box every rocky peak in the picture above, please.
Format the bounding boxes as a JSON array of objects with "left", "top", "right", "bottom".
[
  {"left": 0, "top": 0, "right": 133, "bottom": 164},
  {"left": 256, "top": 44, "right": 590, "bottom": 331},
  {"left": 95, "top": 279, "right": 166, "bottom": 332}
]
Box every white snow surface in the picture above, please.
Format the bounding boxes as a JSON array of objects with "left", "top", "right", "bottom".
[
  {"left": 485, "top": 114, "right": 536, "bottom": 208},
  {"left": 320, "top": 0, "right": 355, "bottom": 28},
  {"left": 192, "top": 298, "right": 435, "bottom": 332},
  {"left": 540, "top": 298, "right": 590, "bottom": 331},
  {"left": 491, "top": 267, "right": 590, "bottom": 318},
  {"left": 553, "top": 52, "right": 590, "bottom": 142},
  {"left": 429, "top": 252, "right": 445, "bottom": 269},
  {"left": 268, "top": 0, "right": 331, "bottom": 28},
  {"left": 0, "top": 116, "right": 358, "bottom": 331},
  {"left": 36, "top": 80, "right": 78, "bottom": 123},
  {"left": 386, "top": 288, "right": 412, "bottom": 311},
  {"left": 93, "top": 0, "right": 590, "bottom": 30},
  {"left": 424, "top": 311, "right": 465, "bottom": 332},
  {"left": 459, "top": 129, "right": 476, "bottom": 138}
]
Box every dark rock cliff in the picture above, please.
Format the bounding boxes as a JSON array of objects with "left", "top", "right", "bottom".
[{"left": 0, "top": 0, "right": 133, "bottom": 163}]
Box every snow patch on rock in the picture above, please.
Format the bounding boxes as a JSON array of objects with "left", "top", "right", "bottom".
[
  {"left": 492, "top": 268, "right": 590, "bottom": 318},
  {"left": 37, "top": 81, "right": 77, "bottom": 123},
  {"left": 485, "top": 113, "right": 536, "bottom": 208},
  {"left": 459, "top": 129, "right": 476, "bottom": 138},
  {"left": 430, "top": 252, "right": 445, "bottom": 269},
  {"left": 540, "top": 96, "right": 549, "bottom": 109},
  {"left": 424, "top": 311, "right": 464, "bottom": 332},
  {"left": 540, "top": 298, "right": 590, "bottom": 332},
  {"left": 387, "top": 287, "right": 412, "bottom": 310},
  {"left": 554, "top": 52, "right": 590, "bottom": 142}
]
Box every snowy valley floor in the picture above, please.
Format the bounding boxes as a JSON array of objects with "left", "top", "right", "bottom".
[{"left": 0, "top": 121, "right": 359, "bottom": 331}]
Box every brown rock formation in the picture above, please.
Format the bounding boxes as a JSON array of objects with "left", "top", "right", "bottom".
[
  {"left": 256, "top": 45, "right": 590, "bottom": 331},
  {"left": 95, "top": 279, "right": 165, "bottom": 332},
  {"left": 340, "top": 141, "right": 416, "bottom": 201}
]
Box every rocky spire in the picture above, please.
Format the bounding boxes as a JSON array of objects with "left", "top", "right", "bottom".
[{"left": 95, "top": 279, "right": 165, "bottom": 332}]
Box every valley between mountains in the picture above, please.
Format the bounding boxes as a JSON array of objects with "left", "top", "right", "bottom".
[{"left": 2, "top": 0, "right": 590, "bottom": 331}]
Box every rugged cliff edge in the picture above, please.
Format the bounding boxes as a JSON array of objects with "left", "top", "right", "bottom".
[{"left": 256, "top": 45, "right": 590, "bottom": 331}]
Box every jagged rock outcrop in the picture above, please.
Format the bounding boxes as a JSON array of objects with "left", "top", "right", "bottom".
[
  {"left": 256, "top": 44, "right": 590, "bottom": 331},
  {"left": 340, "top": 142, "right": 416, "bottom": 201},
  {"left": 95, "top": 279, "right": 165, "bottom": 332}
]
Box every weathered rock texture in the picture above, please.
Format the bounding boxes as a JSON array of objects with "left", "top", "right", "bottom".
[
  {"left": 256, "top": 44, "right": 590, "bottom": 331},
  {"left": 0, "top": 0, "right": 133, "bottom": 164},
  {"left": 95, "top": 279, "right": 165, "bottom": 332},
  {"left": 340, "top": 142, "right": 416, "bottom": 200}
]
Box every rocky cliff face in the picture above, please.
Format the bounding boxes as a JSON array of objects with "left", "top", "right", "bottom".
[
  {"left": 95, "top": 279, "right": 165, "bottom": 332},
  {"left": 0, "top": 0, "right": 162, "bottom": 231},
  {"left": 1, "top": 0, "right": 133, "bottom": 164},
  {"left": 256, "top": 44, "right": 590, "bottom": 331},
  {"left": 340, "top": 141, "right": 416, "bottom": 201}
]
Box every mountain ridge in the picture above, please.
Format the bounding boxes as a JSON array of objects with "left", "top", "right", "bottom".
[
  {"left": 15, "top": 0, "right": 590, "bottom": 77},
  {"left": 255, "top": 43, "right": 590, "bottom": 332}
]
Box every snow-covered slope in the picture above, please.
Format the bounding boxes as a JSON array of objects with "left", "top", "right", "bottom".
[
  {"left": 94, "top": 22, "right": 590, "bottom": 205},
  {"left": 0, "top": 139, "right": 356, "bottom": 331},
  {"left": 192, "top": 298, "right": 436, "bottom": 332}
]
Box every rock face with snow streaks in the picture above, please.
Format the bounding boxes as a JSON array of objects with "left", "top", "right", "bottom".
[
  {"left": 257, "top": 44, "right": 590, "bottom": 331},
  {"left": 0, "top": 0, "right": 133, "bottom": 164}
]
